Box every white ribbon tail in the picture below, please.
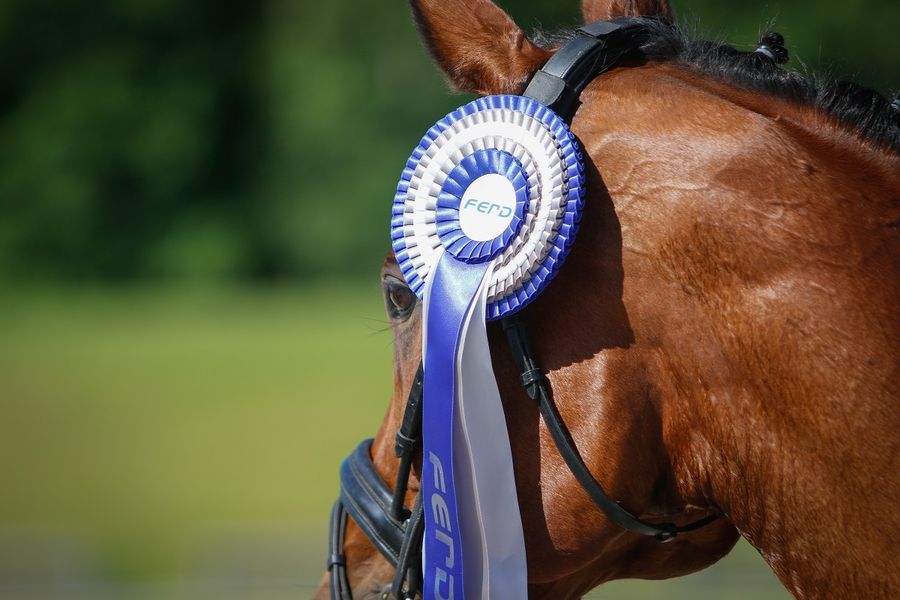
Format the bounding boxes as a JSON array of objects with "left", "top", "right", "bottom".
[{"left": 453, "top": 260, "right": 528, "bottom": 599}]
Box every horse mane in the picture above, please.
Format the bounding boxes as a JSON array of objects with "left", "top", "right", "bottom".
[{"left": 533, "top": 20, "right": 900, "bottom": 154}]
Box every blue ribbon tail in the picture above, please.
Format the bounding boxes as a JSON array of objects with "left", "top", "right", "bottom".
[{"left": 422, "top": 255, "right": 490, "bottom": 599}]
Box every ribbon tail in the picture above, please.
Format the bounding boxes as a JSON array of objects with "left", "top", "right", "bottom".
[
  {"left": 422, "top": 255, "right": 488, "bottom": 600},
  {"left": 455, "top": 260, "right": 528, "bottom": 600},
  {"left": 422, "top": 255, "right": 528, "bottom": 600}
]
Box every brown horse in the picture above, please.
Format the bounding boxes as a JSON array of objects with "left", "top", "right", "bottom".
[{"left": 315, "top": 0, "right": 900, "bottom": 598}]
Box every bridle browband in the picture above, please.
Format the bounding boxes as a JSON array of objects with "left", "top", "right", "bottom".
[{"left": 328, "top": 17, "right": 720, "bottom": 600}]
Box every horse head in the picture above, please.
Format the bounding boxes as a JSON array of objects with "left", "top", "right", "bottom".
[{"left": 315, "top": 0, "right": 900, "bottom": 598}]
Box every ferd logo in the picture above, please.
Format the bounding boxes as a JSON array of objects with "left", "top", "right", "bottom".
[
  {"left": 463, "top": 198, "right": 513, "bottom": 219},
  {"left": 428, "top": 451, "right": 455, "bottom": 600},
  {"left": 458, "top": 174, "right": 517, "bottom": 242}
]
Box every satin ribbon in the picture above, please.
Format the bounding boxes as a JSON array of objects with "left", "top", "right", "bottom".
[{"left": 422, "top": 252, "right": 527, "bottom": 600}]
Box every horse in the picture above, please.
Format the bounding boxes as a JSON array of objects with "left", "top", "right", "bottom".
[{"left": 314, "top": 0, "right": 900, "bottom": 598}]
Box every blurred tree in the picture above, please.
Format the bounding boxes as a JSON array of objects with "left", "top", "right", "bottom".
[
  {"left": 0, "top": 0, "right": 267, "bottom": 281},
  {"left": 0, "top": 0, "right": 896, "bottom": 284}
]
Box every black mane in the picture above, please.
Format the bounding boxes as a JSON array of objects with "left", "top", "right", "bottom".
[{"left": 534, "top": 21, "right": 900, "bottom": 154}]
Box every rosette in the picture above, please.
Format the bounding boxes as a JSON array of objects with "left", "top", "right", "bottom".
[
  {"left": 391, "top": 94, "right": 585, "bottom": 320},
  {"left": 388, "top": 95, "right": 584, "bottom": 600}
]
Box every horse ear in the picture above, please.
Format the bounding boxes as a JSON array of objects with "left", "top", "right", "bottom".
[
  {"left": 408, "top": 0, "right": 551, "bottom": 96},
  {"left": 582, "top": 0, "right": 674, "bottom": 23}
]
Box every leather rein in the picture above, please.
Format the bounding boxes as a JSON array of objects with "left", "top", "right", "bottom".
[{"left": 328, "top": 18, "right": 720, "bottom": 600}]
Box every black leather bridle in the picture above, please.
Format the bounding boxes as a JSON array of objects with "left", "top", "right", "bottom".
[{"left": 327, "top": 18, "right": 720, "bottom": 600}]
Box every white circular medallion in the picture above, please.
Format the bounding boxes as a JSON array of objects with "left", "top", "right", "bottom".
[{"left": 458, "top": 174, "right": 517, "bottom": 242}]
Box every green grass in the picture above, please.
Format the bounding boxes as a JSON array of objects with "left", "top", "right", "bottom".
[
  {"left": 0, "top": 286, "right": 789, "bottom": 598},
  {"left": 0, "top": 285, "right": 392, "bottom": 583}
]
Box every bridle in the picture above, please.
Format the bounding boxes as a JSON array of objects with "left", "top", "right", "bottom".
[{"left": 327, "top": 17, "right": 721, "bottom": 600}]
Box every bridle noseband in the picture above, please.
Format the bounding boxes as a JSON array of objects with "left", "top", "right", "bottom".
[{"left": 328, "top": 17, "right": 720, "bottom": 600}]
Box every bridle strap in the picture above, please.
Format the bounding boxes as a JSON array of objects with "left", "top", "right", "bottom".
[
  {"left": 390, "top": 494, "right": 425, "bottom": 600},
  {"left": 518, "top": 18, "right": 722, "bottom": 539},
  {"left": 327, "top": 501, "right": 352, "bottom": 600},
  {"left": 502, "top": 316, "right": 721, "bottom": 542},
  {"left": 339, "top": 439, "right": 406, "bottom": 566},
  {"left": 390, "top": 363, "right": 424, "bottom": 521},
  {"left": 523, "top": 17, "right": 659, "bottom": 119}
]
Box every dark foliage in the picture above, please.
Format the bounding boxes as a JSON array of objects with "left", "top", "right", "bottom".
[{"left": 0, "top": 2, "right": 896, "bottom": 285}]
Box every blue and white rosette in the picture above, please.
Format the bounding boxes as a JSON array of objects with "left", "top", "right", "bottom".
[{"left": 390, "top": 95, "right": 585, "bottom": 599}]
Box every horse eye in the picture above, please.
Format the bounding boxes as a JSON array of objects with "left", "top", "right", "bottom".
[{"left": 384, "top": 277, "right": 416, "bottom": 321}]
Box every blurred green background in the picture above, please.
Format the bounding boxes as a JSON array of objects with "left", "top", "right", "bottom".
[{"left": 0, "top": 0, "right": 896, "bottom": 598}]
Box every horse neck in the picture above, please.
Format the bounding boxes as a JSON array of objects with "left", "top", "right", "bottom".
[{"left": 573, "top": 63, "right": 900, "bottom": 598}]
